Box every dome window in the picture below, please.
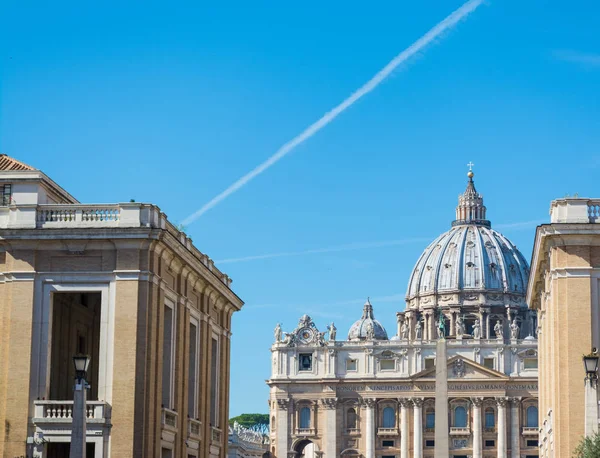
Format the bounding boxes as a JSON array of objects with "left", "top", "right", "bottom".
[
  {"left": 466, "top": 262, "right": 475, "bottom": 268},
  {"left": 444, "top": 263, "right": 451, "bottom": 268}
]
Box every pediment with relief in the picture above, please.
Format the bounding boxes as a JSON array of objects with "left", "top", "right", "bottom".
[{"left": 413, "top": 356, "right": 509, "bottom": 381}]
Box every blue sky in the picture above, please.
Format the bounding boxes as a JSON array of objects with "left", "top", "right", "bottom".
[{"left": 1, "top": 0, "right": 599, "bottom": 416}]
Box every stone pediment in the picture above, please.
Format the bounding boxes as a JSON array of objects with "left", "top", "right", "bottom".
[{"left": 413, "top": 356, "right": 509, "bottom": 381}]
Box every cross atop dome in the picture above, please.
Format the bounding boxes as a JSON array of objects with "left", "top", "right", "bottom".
[{"left": 452, "top": 166, "right": 490, "bottom": 228}]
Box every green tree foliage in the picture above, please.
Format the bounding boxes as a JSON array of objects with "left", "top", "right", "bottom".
[
  {"left": 574, "top": 432, "right": 600, "bottom": 458},
  {"left": 229, "top": 413, "right": 270, "bottom": 434}
]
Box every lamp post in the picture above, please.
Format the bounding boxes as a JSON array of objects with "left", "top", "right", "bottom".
[
  {"left": 583, "top": 350, "right": 599, "bottom": 437},
  {"left": 70, "top": 355, "right": 90, "bottom": 458}
]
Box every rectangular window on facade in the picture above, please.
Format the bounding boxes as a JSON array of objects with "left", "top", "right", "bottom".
[
  {"left": 299, "top": 354, "right": 312, "bottom": 371},
  {"left": 188, "top": 321, "right": 198, "bottom": 418},
  {"left": 162, "top": 304, "right": 174, "bottom": 408},
  {"left": 483, "top": 357, "right": 494, "bottom": 370},
  {"left": 210, "top": 337, "right": 219, "bottom": 426},
  {"left": 527, "top": 439, "right": 539, "bottom": 447},
  {"left": 346, "top": 359, "right": 357, "bottom": 371},
  {"left": 382, "top": 440, "right": 394, "bottom": 447},
  {"left": 161, "top": 448, "right": 173, "bottom": 458},
  {"left": 425, "top": 440, "right": 435, "bottom": 447},
  {"left": 425, "top": 358, "right": 435, "bottom": 369},
  {"left": 524, "top": 358, "right": 538, "bottom": 369},
  {"left": 485, "top": 440, "right": 495, "bottom": 447},
  {"left": 0, "top": 184, "right": 11, "bottom": 206},
  {"left": 380, "top": 359, "right": 395, "bottom": 370}
]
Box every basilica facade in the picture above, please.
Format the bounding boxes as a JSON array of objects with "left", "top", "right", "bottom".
[{"left": 268, "top": 172, "right": 540, "bottom": 458}]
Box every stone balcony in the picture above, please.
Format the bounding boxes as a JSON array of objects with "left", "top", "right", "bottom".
[
  {"left": 294, "top": 428, "right": 316, "bottom": 437},
  {"left": 33, "top": 400, "right": 110, "bottom": 426},
  {"left": 188, "top": 418, "right": 202, "bottom": 440},
  {"left": 0, "top": 202, "right": 231, "bottom": 287},
  {"left": 161, "top": 407, "right": 178, "bottom": 443},
  {"left": 449, "top": 426, "right": 471, "bottom": 436},
  {"left": 377, "top": 427, "right": 398, "bottom": 435},
  {"left": 522, "top": 426, "right": 539, "bottom": 435},
  {"left": 344, "top": 428, "right": 360, "bottom": 435}
]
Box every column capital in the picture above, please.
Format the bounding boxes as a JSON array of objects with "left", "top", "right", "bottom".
[
  {"left": 496, "top": 396, "right": 508, "bottom": 407},
  {"left": 411, "top": 397, "right": 424, "bottom": 408},
  {"left": 361, "top": 397, "right": 377, "bottom": 408},
  {"left": 398, "top": 398, "right": 412, "bottom": 407},
  {"left": 508, "top": 396, "right": 522, "bottom": 406},
  {"left": 320, "top": 398, "right": 338, "bottom": 410},
  {"left": 470, "top": 396, "right": 484, "bottom": 407}
]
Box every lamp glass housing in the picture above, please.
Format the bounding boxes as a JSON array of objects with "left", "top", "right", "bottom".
[
  {"left": 73, "top": 355, "right": 91, "bottom": 375},
  {"left": 583, "top": 354, "right": 599, "bottom": 376}
]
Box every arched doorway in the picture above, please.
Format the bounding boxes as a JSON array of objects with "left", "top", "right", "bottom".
[{"left": 293, "top": 439, "right": 321, "bottom": 458}]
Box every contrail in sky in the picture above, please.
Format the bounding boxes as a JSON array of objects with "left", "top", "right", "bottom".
[
  {"left": 215, "top": 219, "right": 541, "bottom": 264},
  {"left": 215, "top": 237, "right": 433, "bottom": 264},
  {"left": 182, "top": 0, "right": 484, "bottom": 225}
]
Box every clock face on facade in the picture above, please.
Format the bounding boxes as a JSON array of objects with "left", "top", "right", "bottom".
[{"left": 298, "top": 327, "right": 315, "bottom": 344}]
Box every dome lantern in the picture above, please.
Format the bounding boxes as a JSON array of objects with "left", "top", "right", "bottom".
[{"left": 452, "top": 168, "right": 490, "bottom": 228}]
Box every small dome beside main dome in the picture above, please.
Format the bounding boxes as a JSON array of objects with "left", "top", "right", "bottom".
[
  {"left": 348, "top": 299, "right": 389, "bottom": 341},
  {"left": 405, "top": 171, "right": 530, "bottom": 310}
]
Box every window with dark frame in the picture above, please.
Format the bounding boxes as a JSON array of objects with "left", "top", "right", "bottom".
[
  {"left": 485, "top": 440, "right": 495, "bottom": 447},
  {"left": 299, "top": 353, "right": 312, "bottom": 371},
  {"left": 425, "top": 440, "right": 435, "bottom": 447},
  {"left": 1, "top": 184, "right": 12, "bottom": 206},
  {"left": 527, "top": 439, "right": 539, "bottom": 447},
  {"left": 382, "top": 440, "right": 394, "bottom": 447}
]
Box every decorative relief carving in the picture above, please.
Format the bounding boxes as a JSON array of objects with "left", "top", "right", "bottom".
[
  {"left": 411, "top": 398, "right": 424, "bottom": 408},
  {"left": 495, "top": 397, "right": 508, "bottom": 407},
  {"left": 453, "top": 359, "right": 466, "bottom": 378},
  {"left": 276, "top": 399, "right": 290, "bottom": 410},
  {"left": 361, "top": 398, "right": 376, "bottom": 408}
]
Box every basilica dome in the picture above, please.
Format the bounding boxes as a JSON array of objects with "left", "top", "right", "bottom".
[
  {"left": 348, "top": 299, "right": 389, "bottom": 341},
  {"left": 405, "top": 172, "right": 530, "bottom": 310}
]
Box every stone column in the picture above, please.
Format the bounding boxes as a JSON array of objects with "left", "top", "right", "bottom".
[
  {"left": 449, "top": 311, "right": 456, "bottom": 336},
  {"left": 399, "top": 398, "right": 410, "bottom": 458},
  {"left": 482, "top": 308, "right": 490, "bottom": 339},
  {"left": 413, "top": 398, "right": 424, "bottom": 458},
  {"left": 434, "top": 339, "right": 449, "bottom": 458},
  {"left": 276, "top": 399, "right": 290, "bottom": 458},
  {"left": 497, "top": 397, "right": 507, "bottom": 458},
  {"left": 321, "top": 398, "right": 338, "bottom": 458},
  {"left": 364, "top": 398, "right": 376, "bottom": 458},
  {"left": 423, "top": 312, "right": 429, "bottom": 341},
  {"left": 471, "top": 397, "right": 483, "bottom": 458},
  {"left": 509, "top": 398, "right": 521, "bottom": 458}
]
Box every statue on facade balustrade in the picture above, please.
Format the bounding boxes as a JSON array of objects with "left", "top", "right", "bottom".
[
  {"left": 328, "top": 322, "right": 337, "bottom": 341},
  {"left": 456, "top": 315, "right": 465, "bottom": 336},
  {"left": 494, "top": 320, "right": 503, "bottom": 339},
  {"left": 510, "top": 318, "right": 520, "bottom": 340},
  {"left": 274, "top": 323, "right": 282, "bottom": 343},
  {"left": 472, "top": 320, "right": 481, "bottom": 339},
  {"left": 415, "top": 320, "right": 422, "bottom": 340},
  {"left": 400, "top": 320, "right": 409, "bottom": 340}
]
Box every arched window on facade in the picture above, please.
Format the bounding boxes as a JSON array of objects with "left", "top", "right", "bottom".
[
  {"left": 300, "top": 407, "right": 311, "bottom": 429},
  {"left": 271, "top": 415, "right": 276, "bottom": 432},
  {"left": 347, "top": 408, "right": 357, "bottom": 429},
  {"left": 425, "top": 408, "right": 435, "bottom": 429},
  {"left": 382, "top": 407, "right": 395, "bottom": 428},
  {"left": 454, "top": 406, "right": 467, "bottom": 427},
  {"left": 484, "top": 408, "right": 495, "bottom": 429},
  {"left": 526, "top": 406, "right": 538, "bottom": 428}
]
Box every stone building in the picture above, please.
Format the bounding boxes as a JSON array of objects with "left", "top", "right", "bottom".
[
  {"left": 268, "top": 171, "right": 539, "bottom": 458},
  {"left": 526, "top": 198, "right": 600, "bottom": 458},
  {"left": 0, "top": 155, "right": 243, "bottom": 458},
  {"left": 227, "top": 422, "right": 269, "bottom": 458}
]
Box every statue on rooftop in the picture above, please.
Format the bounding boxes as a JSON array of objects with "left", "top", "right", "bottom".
[
  {"left": 274, "top": 323, "right": 282, "bottom": 343},
  {"left": 328, "top": 322, "right": 337, "bottom": 341}
]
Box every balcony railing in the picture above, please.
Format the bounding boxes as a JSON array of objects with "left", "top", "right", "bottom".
[
  {"left": 484, "top": 426, "right": 496, "bottom": 433},
  {"left": 161, "top": 407, "right": 178, "bottom": 433},
  {"left": 211, "top": 427, "right": 223, "bottom": 444},
  {"left": 188, "top": 419, "right": 202, "bottom": 439},
  {"left": 450, "top": 427, "right": 471, "bottom": 436},
  {"left": 522, "top": 426, "right": 539, "bottom": 435},
  {"left": 345, "top": 428, "right": 360, "bottom": 435},
  {"left": 33, "top": 400, "right": 109, "bottom": 424},
  {"left": 294, "top": 428, "right": 316, "bottom": 436},
  {"left": 377, "top": 427, "right": 398, "bottom": 435},
  {"left": 0, "top": 203, "right": 233, "bottom": 287}
]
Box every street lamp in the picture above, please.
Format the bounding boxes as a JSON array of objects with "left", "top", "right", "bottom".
[
  {"left": 73, "top": 355, "right": 91, "bottom": 382},
  {"left": 70, "top": 355, "right": 90, "bottom": 458},
  {"left": 583, "top": 349, "right": 599, "bottom": 437}
]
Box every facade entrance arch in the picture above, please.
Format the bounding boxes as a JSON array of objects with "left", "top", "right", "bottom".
[{"left": 291, "top": 438, "right": 321, "bottom": 458}]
